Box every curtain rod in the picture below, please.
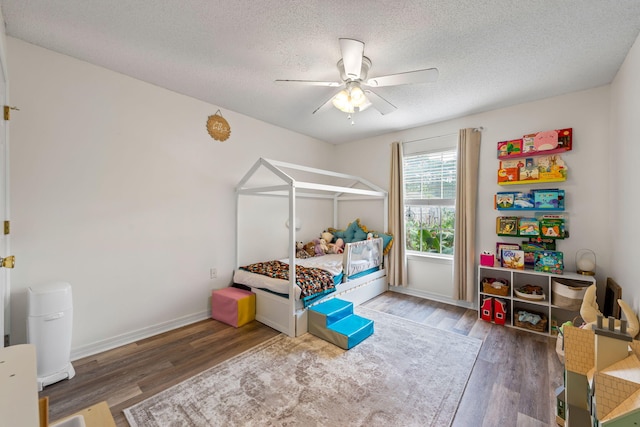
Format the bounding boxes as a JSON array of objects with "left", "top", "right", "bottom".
[{"left": 402, "top": 127, "right": 483, "bottom": 145}]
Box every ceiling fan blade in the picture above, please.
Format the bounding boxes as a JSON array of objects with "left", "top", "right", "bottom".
[
  {"left": 275, "top": 79, "right": 342, "bottom": 87},
  {"left": 364, "top": 90, "right": 397, "bottom": 115},
  {"left": 312, "top": 89, "right": 344, "bottom": 114},
  {"left": 339, "top": 38, "right": 364, "bottom": 80},
  {"left": 365, "top": 68, "right": 439, "bottom": 87}
]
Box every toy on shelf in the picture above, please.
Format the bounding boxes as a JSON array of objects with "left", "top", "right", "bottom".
[
  {"left": 493, "top": 298, "right": 508, "bottom": 325},
  {"left": 480, "top": 295, "right": 493, "bottom": 322},
  {"left": 497, "top": 128, "right": 572, "bottom": 159},
  {"left": 480, "top": 251, "right": 495, "bottom": 267}
]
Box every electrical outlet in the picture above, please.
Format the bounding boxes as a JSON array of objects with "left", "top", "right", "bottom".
[{"left": 210, "top": 268, "right": 217, "bottom": 279}]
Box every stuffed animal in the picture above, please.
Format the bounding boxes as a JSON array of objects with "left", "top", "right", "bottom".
[
  {"left": 321, "top": 231, "right": 334, "bottom": 244},
  {"left": 296, "top": 241, "right": 311, "bottom": 259},
  {"left": 367, "top": 232, "right": 374, "bottom": 240},
  {"left": 313, "top": 238, "right": 328, "bottom": 256},
  {"left": 303, "top": 241, "right": 316, "bottom": 257},
  {"left": 328, "top": 237, "right": 345, "bottom": 254}
]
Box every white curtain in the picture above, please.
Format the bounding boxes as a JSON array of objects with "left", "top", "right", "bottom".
[
  {"left": 388, "top": 142, "right": 407, "bottom": 286},
  {"left": 453, "top": 128, "right": 482, "bottom": 301}
]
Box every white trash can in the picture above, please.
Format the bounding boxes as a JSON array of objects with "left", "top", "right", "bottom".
[{"left": 27, "top": 282, "right": 76, "bottom": 391}]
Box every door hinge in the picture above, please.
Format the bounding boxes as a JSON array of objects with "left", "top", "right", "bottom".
[
  {"left": 4, "top": 105, "right": 19, "bottom": 121},
  {"left": 3, "top": 221, "right": 9, "bottom": 235}
]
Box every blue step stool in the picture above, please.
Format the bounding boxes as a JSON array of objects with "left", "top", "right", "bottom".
[{"left": 308, "top": 298, "right": 373, "bottom": 349}]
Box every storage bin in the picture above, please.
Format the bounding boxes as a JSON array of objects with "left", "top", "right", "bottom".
[
  {"left": 515, "top": 309, "right": 548, "bottom": 332},
  {"left": 552, "top": 278, "right": 589, "bottom": 311},
  {"left": 482, "top": 278, "right": 510, "bottom": 296}
]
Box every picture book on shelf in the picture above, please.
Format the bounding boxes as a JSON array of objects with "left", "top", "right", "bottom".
[
  {"left": 540, "top": 217, "right": 566, "bottom": 238},
  {"left": 496, "top": 189, "right": 563, "bottom": 210},
  {"left": 497, "top": 139, "right": 523, "bottom": 157},
  {"left": 502, "top": 250, "right": 525, "bottom": 270},
  {"left": 519, "top": 158, "right": 539, "bottom": 181},
  {"left": 495, "top": 192, "right": 514, "bottom": 209},
  {"left": 518, "top": 218, "right": 540, "bottom": 236},
  {"left": 496, "top": 242, "right": 521, "bottom": 261},
  {"left": 496, "top": 217, "right": 518, "bottom": 236},
  {"left": 522, "top": 241, "right": 546, "bottom": 267},
  {"left": 534, "top": 250, "right": 564, "bottom": 274},
  {"left": 532, "top": 189, "right": 565, "bottom": 210}
]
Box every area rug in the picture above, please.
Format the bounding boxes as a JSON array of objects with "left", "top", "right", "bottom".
[{"left": 124, "top": 307, "right": 482, "bottom": 427}]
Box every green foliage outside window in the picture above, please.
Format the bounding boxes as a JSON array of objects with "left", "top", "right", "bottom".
[
  {"left": 403, "top": 148, "right": 457, "bottom": 255},
  {"left": 405, "top": 206, "right": 455, "bottom": 254}
]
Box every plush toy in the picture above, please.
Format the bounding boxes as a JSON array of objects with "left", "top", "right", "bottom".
[
  {"left": 328, "top": 237, "right": 345, "bottom": 254},
  {"left": 303, "top": 241, "right": 316, "bottom": 257},
  {"left": 312, "top": 238, "right": 325, "bottom": 256},
  {"left": 321, "top": 231, "right": 334, "bottom": 244},
  {"left": 296, "top": 241, "right": 311, "bottom": 259},
  {"left": 367, "top": 232, "right": 374, "bottom": 240}
]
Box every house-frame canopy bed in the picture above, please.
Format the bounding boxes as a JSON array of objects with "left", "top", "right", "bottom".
[{"left": 235, "top": 158, "right": 390, "bottom": 337}]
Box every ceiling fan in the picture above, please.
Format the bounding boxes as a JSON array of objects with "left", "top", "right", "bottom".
[{"left": 276, "top": 38, "right": 439, "bottom": 118}]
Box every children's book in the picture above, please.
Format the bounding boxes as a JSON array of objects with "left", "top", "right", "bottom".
[
  {"left": 502, "top": 250, "right": 525, "bottom": 270},
  {"left": 496, "top": 217, "right": 518, "bottom": 236},
  {"left": 534, "top": 251, "right": 564, "bottom": 274},
  {"left": 518, "top": 218, "right": 540, "bottom": 236}
]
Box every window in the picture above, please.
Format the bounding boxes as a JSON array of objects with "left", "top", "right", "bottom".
[{"left": 403, "top": 147, "right": 457, "bottom": 255}]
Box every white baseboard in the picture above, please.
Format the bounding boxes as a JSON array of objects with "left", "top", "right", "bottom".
[
  {"left": 388, "top": 287, "right": 476, "bottom": 310},
  {"left": 70, "top": 310, "right": 209, "bottom": 361}
]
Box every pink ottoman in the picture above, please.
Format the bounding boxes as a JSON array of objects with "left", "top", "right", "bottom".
[{"left": 211, "top": 287, "right": 256, "bottom": 327}]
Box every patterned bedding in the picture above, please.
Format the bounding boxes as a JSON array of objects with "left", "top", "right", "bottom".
[{"left": 239, "top": 260, "right": 335, "bottom": 300}]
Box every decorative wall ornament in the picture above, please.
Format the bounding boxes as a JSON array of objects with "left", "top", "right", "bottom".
[{"left": 206, "top": 110, "right": 231, "bottom": 141}]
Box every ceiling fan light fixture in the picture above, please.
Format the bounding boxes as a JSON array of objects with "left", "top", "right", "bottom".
[{"left": 331, "top": 81, "right": 371, "bottom": 113}]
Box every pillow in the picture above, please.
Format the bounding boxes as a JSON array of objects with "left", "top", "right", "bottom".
[
  {"left": 371, "top": 232, "right": 394, "bottom": 255},
  {"left": 329, "top": 219, "right": 393, "bottom": 254},
  {"left": 329, "top": 219, "right": 369, "bottom": 243}
]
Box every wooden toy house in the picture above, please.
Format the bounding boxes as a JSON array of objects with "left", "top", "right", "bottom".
[{"left": 563, "top": 317, "right": 640, "bottom": 426}]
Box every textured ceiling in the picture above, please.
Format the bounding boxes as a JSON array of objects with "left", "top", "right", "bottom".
[{"left": 1, "top": 1, "right": 640, "bottom": 144}]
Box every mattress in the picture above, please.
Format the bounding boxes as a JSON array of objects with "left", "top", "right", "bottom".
[{"left": 233, "top": 254, "right": 344, "bottom": 299}]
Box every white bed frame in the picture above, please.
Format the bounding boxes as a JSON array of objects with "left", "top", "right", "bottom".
[{"left": 235, "top": 158, "right": 389, "bottom": 337}]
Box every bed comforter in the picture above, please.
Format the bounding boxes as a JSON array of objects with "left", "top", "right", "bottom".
[{"left": 240, "top": 260, "right": 335, "bottom": 299}]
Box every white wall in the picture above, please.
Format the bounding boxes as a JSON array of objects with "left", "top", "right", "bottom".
[
  {"left": 610, "top": 32, "right": 640, "bottom": 314},
  {"left": 8, "top": 31, "right": 639, "bottom": 357},
  {"left": 335, "top": 87, "right": 612, "bottom": 305},
  {"left": 6, "top": 38, "right": 335, "bottom": 358}
]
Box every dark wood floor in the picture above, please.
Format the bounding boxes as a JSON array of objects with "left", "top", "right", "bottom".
[{"left": 40, "top": 291, "right": 563, "bottom": 426}]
